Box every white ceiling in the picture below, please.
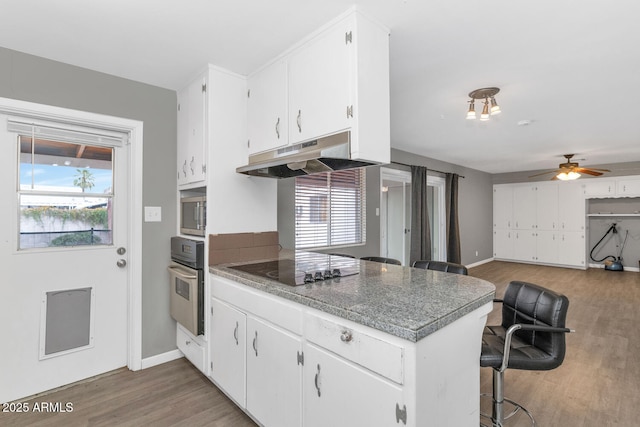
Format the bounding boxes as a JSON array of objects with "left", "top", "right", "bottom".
[{"left": 2, "top": 0, "right": 640, "bottom": 175}]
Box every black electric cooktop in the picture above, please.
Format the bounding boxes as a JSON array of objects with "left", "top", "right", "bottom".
[{"left": 228, "top": 254, "right": 359, "bottom": 286}]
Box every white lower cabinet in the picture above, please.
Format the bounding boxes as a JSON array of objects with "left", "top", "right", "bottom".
[
  {"left": 558, "top": 232, "right": 586, "bottom": 267},
  {"left": 177, "top": 323, "right": 206, "bottom": 373},
  {"left": 303, "top": 343, "right": 405, "bottom": 427},
  {"left": 210, "top": 298, "right": 246, "bottom": 406},
  {"left": 513, "top": 230, "right": 537, "bottom": 262},
  {"left": 246, "top": 316, "right": 302, "bottom": 427},
  {"left": 536, "top": 231, "right": 559, "bottom": 264},
  {"left": 209, "top": 273, "right": 491, "bottom": 427}
]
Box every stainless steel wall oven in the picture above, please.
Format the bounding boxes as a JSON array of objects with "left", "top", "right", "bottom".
[{"left": 169, "top": 236, "right": 204, "bottom": 336}]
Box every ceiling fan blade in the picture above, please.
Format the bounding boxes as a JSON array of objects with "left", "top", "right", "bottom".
[
  {"left": 580, "top": 167, "right": 610, "bottom": 172},
  {"left": 528, "top": 169, "right": 560, "bottom": 178},
  {"left": 575, "top": 168, "right": 603, "bottom": 176}
]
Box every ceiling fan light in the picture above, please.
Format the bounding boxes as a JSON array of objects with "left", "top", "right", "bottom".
[
  {"left": 466, "top": 100, "right": 476, "bottom": 120},
  {"left": 480, "top": 99, "right": 490, "bottom": 121},
  {"left": 490, "top": 96, "right": 501, "bottom": 115},
  {"left": 557, "top": 171, "right": 581, "bottom": 181}
]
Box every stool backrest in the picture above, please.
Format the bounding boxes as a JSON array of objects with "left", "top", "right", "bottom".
[
  {"left": 360, "top": 256, "right": 402, "bottom": 265},
  {"left": 412, "top": 260, "right": 468, "bottom": 275},
  {"left": 502, "top": 281, "right": 569, "bottom": 368}
]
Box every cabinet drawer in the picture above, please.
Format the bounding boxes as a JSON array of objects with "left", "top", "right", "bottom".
[
  {"left": 304, "top": 312, "right": 404, "bottom": 384},
  {"left": 211, "top": 275, "right": 303, "bottom": 335},
  {"left": 177, "top": 324, "right": 206, "bottom": 373}
]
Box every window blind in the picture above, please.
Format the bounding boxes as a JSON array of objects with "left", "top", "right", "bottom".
[
  {"left": 295, "top": 168, "right": 366, "bottom": 249},
  {"left": 7, "top": 118, "right": 127, "bottom": 147}
]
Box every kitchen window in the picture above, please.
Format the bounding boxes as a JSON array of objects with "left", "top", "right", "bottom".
[
  {"left": 12, "top": 121, "right": 119, "bottom": 250},
  {"left": 295, "top": 168, "right": 366, "bottom": 249}
]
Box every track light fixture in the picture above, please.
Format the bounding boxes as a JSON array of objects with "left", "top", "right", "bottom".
[{"left": 466, "top": 87, "right": 501, "bottom": 120}]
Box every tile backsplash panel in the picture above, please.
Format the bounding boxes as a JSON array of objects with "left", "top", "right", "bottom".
[{"left": 209, "top": 231, "right": 279, "bottom": 265}]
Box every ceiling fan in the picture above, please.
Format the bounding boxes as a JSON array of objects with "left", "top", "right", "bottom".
[{"left": 529, "top": 154, "right": 610, "bottom": 180}]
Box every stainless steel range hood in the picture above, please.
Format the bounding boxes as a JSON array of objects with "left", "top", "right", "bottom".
[{"left": 236, "top": 131, "right": 377, "bottom": 178}]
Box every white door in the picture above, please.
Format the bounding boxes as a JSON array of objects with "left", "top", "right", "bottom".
[
  {"left": 0, "top": 107, "right": 136, "bottom": 403},
  {"left": 380, "top": 168, "right": 411, "bottom": 265}
]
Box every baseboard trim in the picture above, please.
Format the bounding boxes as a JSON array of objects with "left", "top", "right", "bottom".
[
  {"left": 466, "top": 258, "right": 494, "bottom": 269},
  {"left": 141, "top": 349, "right": 183, "bottom": 369}
]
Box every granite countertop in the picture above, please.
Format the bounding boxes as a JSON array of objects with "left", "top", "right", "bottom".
[{"left": 210, "top": 252, "right": 495, "bottom": 342}]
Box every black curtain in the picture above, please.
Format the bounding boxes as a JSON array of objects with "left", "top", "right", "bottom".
[
  {"left": 445, "top": 173, "right": 461, "bottom": 264},
  {"left": 410, "top": 165, "right": 431, "bottom": 264}
]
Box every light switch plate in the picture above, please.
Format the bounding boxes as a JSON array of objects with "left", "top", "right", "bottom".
[{"left": 144, "top": 206, "right": 162, "bottom": 222}]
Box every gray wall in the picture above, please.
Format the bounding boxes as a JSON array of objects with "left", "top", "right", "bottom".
[
  {"left": 0, "top": 47, "right": 177, "bottom": 358},
  {"left": 391, "top": 149, "right": 494, "bottom": 266},
  {"left": 277, "top": 148, "right": 494, "bottom": 266}
]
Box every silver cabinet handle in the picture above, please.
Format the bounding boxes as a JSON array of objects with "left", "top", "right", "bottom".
[
  {"left": 252, "top": 330, "right": 258, "bottom": 356},
  {"left": 314, "top": 364, "right": 321, "bottom": 397},
  {"left": 340, "top": 330, "right": 353, "bottom": 343},
  {"left": 297, "top": 110, "right": 302, "bottom": 133},
  {"left": 233, "top": 321, "right": 238, "bottom": 345},
  {"left": 275, "top": 117, "right": 280, "bottom": 139},
  {"left": 182, "top": 160, "right": 187, "bottom": 177},
  {"left": 190, "top": 156, "right": 195, "bottom": 175}
]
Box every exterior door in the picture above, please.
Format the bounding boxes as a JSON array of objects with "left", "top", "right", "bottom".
[{"left": 0, "top": 107, "right": 134, "bottom": 403}]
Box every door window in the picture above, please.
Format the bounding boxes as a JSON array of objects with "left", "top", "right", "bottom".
[{"left": 18, "top": 135, "right": 114, "bottom": 249}]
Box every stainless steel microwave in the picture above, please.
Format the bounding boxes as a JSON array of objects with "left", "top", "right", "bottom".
[{"left": 180, "top": 196, "right": 206, "bottom": 236}]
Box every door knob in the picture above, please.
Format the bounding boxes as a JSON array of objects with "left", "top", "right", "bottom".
[
  {"left": 116, "top": 259, "right": 127, "bottom": 268},
  {"left": 117, "top": 247, "right": 126, "bottom": 255}
]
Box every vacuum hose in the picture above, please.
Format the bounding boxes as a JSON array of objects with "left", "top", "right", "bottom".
[{"left": 589, "top": 223, "right": 619, "bottom": 263}]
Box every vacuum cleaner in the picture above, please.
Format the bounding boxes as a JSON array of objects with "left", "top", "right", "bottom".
[{"left": 590, "top": 222, "right": 629, "bottom": 271}]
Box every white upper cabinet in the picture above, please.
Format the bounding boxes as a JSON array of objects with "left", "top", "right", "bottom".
[
  {"left": 177, "top": 73, "right": 207, "bottom": 187},
  {"left": 288, "top": 16, "right": 352, "bottom": 145},
  {"left": 245, "top": 8, "right": 390, "bottom": 164},
  {"left": 247, "top": 60, "right": 288, "bottom": 155},
  {"left": 582, "top": 179, "right": 615, "bottom": 197},
  {"left": 536, "top": 183, "right": 559, "bottom": 230},
  {"left": 493, "top": 185, "right": 513, "bottom": 229},
  {"left": 558, "top": 181, "right": 585, "bottom": 231},
  {"left": 616, "top": 177, "right": 640, "bottom": 197},
  {"left": 512, "top": 185, "right": 537, "bottom": 229}
]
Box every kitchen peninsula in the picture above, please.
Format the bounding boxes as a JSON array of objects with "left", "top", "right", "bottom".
[{"left": 207, "top": 252, "right": 495, "bottom": 427}]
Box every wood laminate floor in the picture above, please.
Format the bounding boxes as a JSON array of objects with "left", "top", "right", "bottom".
[
  {"left": 2, "top": 261, "right": 638, "bottom": 426},
  {"left": 471, "top": 261, "right": 640, "bottom": 427}
]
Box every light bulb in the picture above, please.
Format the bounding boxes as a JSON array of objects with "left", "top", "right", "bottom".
[
  {"left": 480, "top": 99, "right": 490, "bottom": 121},
  {"left": 490, "top": 96, "right": 501, "bottom": 115},
  {"left": 466, "top": 100, "right": 476, "bottom": 120}
]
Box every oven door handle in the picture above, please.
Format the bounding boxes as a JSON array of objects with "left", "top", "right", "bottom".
[{"left": 167, "top": 266, "right": 198, "bottom": 280}]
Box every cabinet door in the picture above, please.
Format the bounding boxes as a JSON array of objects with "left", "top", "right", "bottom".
[
  {"left": 247, "top": 60, "right": 288, "bottom": 155},
  {"left": 558, "top": 181, "right": 585, "bottom": 231},
  {"left": 558, "top": 232, "right": 586, "bottom": 267},
  {"left": 246, "top": 316, "right": 302, "bottom": 427},
  {"left": 288, "top": 16, "right": 352, "bottom": 144},
  {"left": 493, "top": 229, "right": 513, "bottom": 259},
  {"left": 303, "top": 343, "right": 405, "bottom": 427},
  {"left": 210, "top": 298, "right": 246, "bottom": 407},
  {"left": 536, "top": 231, "right": 559, "bottom": 264},
  {"left": 493, "top": 186, "right": 513, "bottom": 229},
  {"left": 582, "top": 179, "right": 615, "bottom": 198},
  {"left": 536, "top": 183, "right": 558, "bottom": 230},
  {"left": 176, "top": 88, "right": 189, "bottom": 185},
  {"left": 512, "top": 185, "right": 537, "bottom": 229},
  {"left": 186, "top": 74, "right": 207, "bottom": 184},
  {"left": 617, "top": 177, "right": 640, "bottom": 197},
  {"left": 513, "top": 230, "right": 537, "bottom": 262}
]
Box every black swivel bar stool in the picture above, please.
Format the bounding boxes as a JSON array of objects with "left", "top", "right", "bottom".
[
  {"left": 480, "top": 280, "right": 573, "bottom": 426},
  {"left": 411, "top": 260, "right": 468, "bottom": 275}
]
